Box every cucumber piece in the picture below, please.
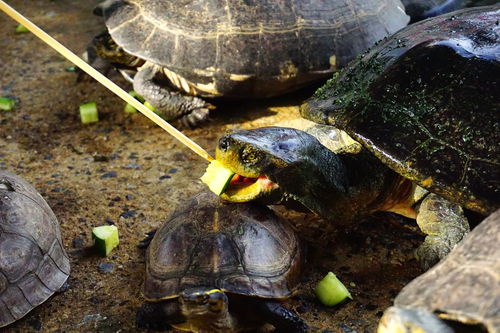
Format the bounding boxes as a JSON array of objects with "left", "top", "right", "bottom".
[
  {"left": 315, "top": 272, "right": 352, "bottom": 306},
  {"left": 0, "top": 97, "right": 15, "bottom": 111},
  {"left": 123, "top": 91, "right": 145, "bottom": 114},
  {"left": 16, "top": 24, "right": 29, "bottom": 33},
  {"left": 79, "top": 102, "right": 99, "bottom": 124},
  {"left": 200, "top": 160, "right": 235, "bottom": 196},
  {"left": 144, "top": 101, "right": 156, "bottom": 112},
  {"left": 92, "top": 225, "right": 119, "bottom": 257}
]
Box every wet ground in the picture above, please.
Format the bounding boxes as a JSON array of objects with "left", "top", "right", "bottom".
[{"left": 0, "top": 1, "right": 423, "bottom": 332}]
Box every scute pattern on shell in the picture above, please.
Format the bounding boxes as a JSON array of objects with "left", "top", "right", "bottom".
[
  {"left": 394, "top": 209, "right": 500, "bottom": 332},
  {"left": 143, "top": 191, "right": 303, "bottom": 301},
  {"left": 304, "top": 6, "right": 500, "bottom": 214},
  {"left": 0, "top": 171, "right": 70, "bottom": 328},
  {"left": 100, "top": 0, "right": 409, "bottom": 79}
]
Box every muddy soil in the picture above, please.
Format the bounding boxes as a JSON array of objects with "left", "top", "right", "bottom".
[{"left": 0, "top": 1, "right": 423, "bottom": 332}]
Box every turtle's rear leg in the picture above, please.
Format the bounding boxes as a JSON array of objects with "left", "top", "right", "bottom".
[
  {"left": 415, "top": 193, "right": 469, "bottom": 270},
  {"left": 134, "top": 66, "right": 213, "bottom": 127}
]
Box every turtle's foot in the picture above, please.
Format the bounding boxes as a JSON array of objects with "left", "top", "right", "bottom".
[
  {"left": 415, "top": 236, "right": 453, "bottom": 270},
  {"left": 138, "top": 229, "right": 157, "bottom": 249},
  {"left": 136, "top": 303, "right": 171, "bottom": 331},
  {"left": 415, "top": 193, "right": 469, "bottom": 270},
  {"left": 134, "top": 66, "right": 214, "bottom": 128}
]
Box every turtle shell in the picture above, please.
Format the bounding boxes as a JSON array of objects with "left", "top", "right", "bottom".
[
  {"left": 0, "top": 171, "right": 70, "bottom": 327},
  {"left": 143, "top": 191, "right": 303, "bottom": 301},
  {"left": 98, "top": 0, "right": 409, "bottom": 97},
  {"left": 302, "top": 6, "right": 500, "bottom": 215},
  {"left": 393, "top": 208, "right": 500, "bottom": 331}
]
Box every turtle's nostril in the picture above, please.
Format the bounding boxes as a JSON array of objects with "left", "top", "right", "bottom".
[{"left": 218, "top": 136, "right": 232, "bottom": 152}]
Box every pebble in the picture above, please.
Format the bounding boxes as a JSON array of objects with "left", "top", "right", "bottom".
[
  {"left": 101, "top": 171, "right": 117, "bottom": 179},
  {"left": 98, "top": 262, "right": 114, "bottom": 274}
]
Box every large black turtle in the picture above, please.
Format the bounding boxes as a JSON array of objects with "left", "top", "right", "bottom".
[
  {"left": 86, "top": 0, "right": 409, "bottom": 126},
  {"left": 209, "top": 6, "right": 499, "bottom": 269},
  {"left": 136, "top": 191, "right": 306, "bottom": 332},
  {"left": 0, "top": 170, "right": 70, "bottom": 327}
]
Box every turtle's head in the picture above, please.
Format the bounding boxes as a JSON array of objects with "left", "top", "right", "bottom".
[
  {"left": 85, "top": 31, "right": 141, "bottom": 68},
  {"left": 179, "top": 288, "right": 228, "bottom": 319},
  {"left": 216, "top": 127, "right": 349, "bottom": 217},
  {"left": 378, "top": 307, "right": 454, "bottom": 333}
]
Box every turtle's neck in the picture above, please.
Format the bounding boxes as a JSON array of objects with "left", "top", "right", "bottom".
[{"left": 271, "top": 146, "right": 400, "bottom": 223}]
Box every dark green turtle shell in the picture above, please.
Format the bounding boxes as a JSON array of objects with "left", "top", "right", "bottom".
[
  {"left": 0, "top": 171, "right": 70, "bottom": 327},
  {"left": 143, "top": 191, "right": 303, "bottom": 301},
  {"left": 98, "top": 0, "right": 409, "bottom": 97},
  {"left": 302, "top": 6, "right": 500, "bottom": 215}
]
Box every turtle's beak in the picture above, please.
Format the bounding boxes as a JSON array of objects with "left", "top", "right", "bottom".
[{"left": 221, "top": 174, "right": 280, "bottom": 202}]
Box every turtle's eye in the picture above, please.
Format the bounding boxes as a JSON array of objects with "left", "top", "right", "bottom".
[
  {"left": 240, "top": 147, "right": 261, "bottom": 165},
  {"left": 0, "top": 181, "right": 14, "bottom": 191},
  {"left": 218, "top": 136, "right": 233, "bottom": 152}
]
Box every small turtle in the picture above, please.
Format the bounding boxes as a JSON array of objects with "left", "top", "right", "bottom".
[
  {"left": 136, "top": 191, "right": 306, "bottom": 332},
  {"left": 0, "top": 170, "right": 70, "bottom": 327},
  {"left": 378, "top": 208, "right": 500, "bottom": 333},
  {"left": 86, "top": 0, "right": 409, "bottom": 126},
  {"left": 211, "top": 6, "right": 499, "bottom": 269}
]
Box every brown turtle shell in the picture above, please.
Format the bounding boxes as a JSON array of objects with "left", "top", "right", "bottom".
[
  {"left": 143, "top": 191, "right": 303, "bottom": 301},
  {"left": 393, "top": 208, "right": 500, "bottom": 331},
  {"left": 0, "top": 170, "right": 70, "bottom": 328},
  {"left": 99, "top": 0, "right": 409, "bottom": 97}
]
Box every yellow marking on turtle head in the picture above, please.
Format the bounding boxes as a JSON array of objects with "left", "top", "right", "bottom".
[
  {"left": 329, "top": 55, "right": 337, "bottom": 69},
  {"left": 421, "top": 177, "right": 433, "bottom": 187},
  {"left": 206, "top": 289, "right": 222, "bottom": 295}
]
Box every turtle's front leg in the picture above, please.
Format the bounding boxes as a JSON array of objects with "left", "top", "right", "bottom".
[
  {"left": 414, "top": 193, "right": 469, "bottom": 270},
  {"left": 136, "top": 300, "right": 184, "bottom": 331},
  {"left": 133, "top": 66, "right": 213, "bottom": 127},
  {"left": 258, "top": 301, "right": 308, "bottom": 333}
]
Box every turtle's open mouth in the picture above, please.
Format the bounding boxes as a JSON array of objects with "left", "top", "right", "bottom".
[{"left": 221, "top": 173, "right": 279, "bottom": 202}]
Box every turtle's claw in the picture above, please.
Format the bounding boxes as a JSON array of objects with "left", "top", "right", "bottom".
[{"left": 181, "top": 107, "right": 212, "bottom": 128}]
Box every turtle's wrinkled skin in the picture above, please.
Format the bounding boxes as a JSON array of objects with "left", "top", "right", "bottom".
[
  {"left": 302, "top": 5, "right": 500, "bottom": 216},
  {"left": 137, "top": 191, "right": 306, "bottom": 332},
  {"left": 89, "top": 0, "right": 409, "bottom": 126},
  {"left": 378, "top": 208, "right": 500, "bottom": 333},
  {"left": 0, "top": 170, "right": 70, "bottom": 328}
]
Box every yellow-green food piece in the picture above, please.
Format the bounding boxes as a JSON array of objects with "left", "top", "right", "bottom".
[
  {"left": 315, "top": 272, "right": 352, "bottom": 306},
  {"left": 144, "top": 101, "right": 156, "bottom": 111},
  {"left": 16, "top": 24, "right": 29, "bottom": 33},
  {"left": 0, "top": 97, "right": 15, "bottom": 111},
  {"left": 92, "top": 225, "right": 119, "bottom": 257},
  {"left": 200, "top": 160, "right": 235, "bottom": 196},
  {"left": 79, "top": 102, "right": 99, "bottom": 124},
  {"left": 124, "top": 91, "right": 145, "bottom": 113}
]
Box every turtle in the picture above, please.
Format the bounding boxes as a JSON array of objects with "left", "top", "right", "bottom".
[
  {"left": 136, "top": 191, "right": 307, "bottom": 332},
  {"left": 0, "top": 170, "right": 70, "bottom": 328},
  {"left": 377, "top": 208, "right": 500, "bottom": 333},
  {"left": 210, "top": 6, "right": 500, "bottom": 269},
  {"left": 85, "top": 0, "right": 410, "bottom": 127}
]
